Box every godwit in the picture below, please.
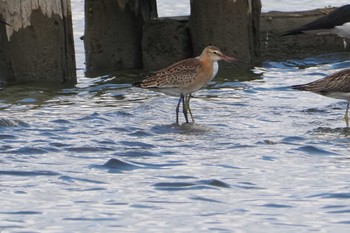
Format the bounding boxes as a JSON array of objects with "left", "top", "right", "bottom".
[
  {"left": 134, "top": 46, "right": 237, "bottom": 124},
  {"left": 282, "top": 4, "right": 350, "bottom": 47},
  {"left": 292, "top": 69, "right": 350, "bottom": 127}
]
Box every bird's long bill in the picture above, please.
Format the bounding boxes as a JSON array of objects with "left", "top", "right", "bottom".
[{"left": 222, "top": 55, "right": 238, "bottom": 63}]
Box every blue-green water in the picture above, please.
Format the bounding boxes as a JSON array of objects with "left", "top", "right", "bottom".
[{"left": 2, "top": 1, "right": 350, "bottom": 232}]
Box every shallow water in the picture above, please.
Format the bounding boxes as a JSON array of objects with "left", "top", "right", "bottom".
[
  {"left": 2, "top": 53, "right": 350, "bottom": 232},
  {"left": 2, "top": 1, "right": 350, "bottom": 233}
]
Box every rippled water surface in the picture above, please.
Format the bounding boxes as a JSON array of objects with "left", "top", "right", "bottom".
[{"left": 2, "top": 1, "right": 350, "bottom": 233}]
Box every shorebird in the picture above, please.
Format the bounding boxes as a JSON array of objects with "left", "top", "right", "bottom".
[
  {"left": 134, "top": 46, "right": 237, "bottom": 124},
  {"left": 291, "top": 68, "right": 350, "bottom": 127},
  {"left": 282, "top": 4, "right": 350, "bottom": 47}
]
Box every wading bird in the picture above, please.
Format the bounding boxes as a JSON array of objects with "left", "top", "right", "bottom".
[
  {"left": 134, "top": 46, "right": 237, "bottom": 124},
  {"left": 292, "top": 69, "right": 350, "bottom": 127}
]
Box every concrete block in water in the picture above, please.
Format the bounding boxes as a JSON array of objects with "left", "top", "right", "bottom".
[
  {"left": 0, "top": 0, "right": 76, "bottom": 84},
  {"left": 84, "top": 0, "right": 157, "bottom": 77},
  {"left": 190, "top": 0, "right": 262, "bottom": 67},
  {"left": 142, "top": 17, "right": 192, "bottom": 71},
  {"left": 260, "top": 8, "right": 350, "bottom": 61}
]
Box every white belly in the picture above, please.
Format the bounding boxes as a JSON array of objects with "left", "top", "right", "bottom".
[
  {"left": 335, "top": 22, "right": 350, "bottom": 38},
  {"left": 210, "top": 61, "right": 219, "bottom": 81},
  {"left": 326, "top": 91, "right": 350, "bottom": 102}
]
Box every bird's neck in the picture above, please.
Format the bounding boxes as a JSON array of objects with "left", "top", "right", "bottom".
[
  {"left": 198, "top": 56, "right": 215, "bottom": 80},
  {"left": 199, "top": 56, "right": 214, "bottom": 70},
  {"left": 199, "top": 55, "right": 214, "bottom": 67}
]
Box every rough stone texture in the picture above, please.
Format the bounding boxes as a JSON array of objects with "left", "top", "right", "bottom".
[
  {"left": 142, "top": 17, "right": 192, "bottom": 71},
  {"left": 261, "top": 8, "right": 350, "bottom": 61},
  {"left": 84, "top": 0, "right": 157, "bottom": 77},
  {"left": 0, "top": 0, "right": 76, "bottom": 84},
  {"left": 1, "top": 0, "right": 70, "bottom": 40},
  {"left": 190, "top": 0, "right": 262, "bottom": 68},
  {"left": 0, "top": 21, "right": 13, "bottom": 85},
  {"left": 141, "top": 6, "right": 349, "bottom": 69}
]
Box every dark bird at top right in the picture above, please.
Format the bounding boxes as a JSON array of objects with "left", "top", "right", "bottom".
[{"left": 282, "top": 4, "right": 350, "bottom": 47}]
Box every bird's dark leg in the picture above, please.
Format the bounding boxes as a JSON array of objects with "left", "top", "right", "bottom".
[
  {"left": 345, "top": 102, "right": 349, "bottom": 127},
  {"left": 176, "top": 95, "right": 183, "bottom": 125},
  {"left": 181, "top": 94, "right": 189, "bottom": 123},
  {"left": 185, "top": 94, "right": 194, "bottom": 123}
]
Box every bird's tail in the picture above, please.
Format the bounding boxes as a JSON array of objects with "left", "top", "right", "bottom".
[
  {"left": 280, "top": 29, "right": 303, "bottom": 37},
  {"left": 291, "top": 84, "right": 308, "bottom": 91},
  {"left": 132, "top": 82, "right": 142, "bottom": 87}
]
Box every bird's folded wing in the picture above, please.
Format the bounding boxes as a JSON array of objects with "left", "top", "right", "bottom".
[
  {"left": 294, "top": 69, "right": 350, "bottom": 93},
  {"left": 140, "top": 58, "right": 201, "bottom": 88}
]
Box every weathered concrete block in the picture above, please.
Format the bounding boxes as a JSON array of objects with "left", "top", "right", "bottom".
[
  {"left": 84, "top": 0, "right": 157, "bottom": 77},
  {"left": 0, "top": 21, "right": 12, "bottom": 86},
  {"left": 0, "top": 0, "right": 76, "bottom": 85},
  {"left": 142, "top": 17, "right": 192, "bottom": 71},
  {"left": 190, "top": 0, "right": 261, "bottom": 67},
  {"left": 260, "top": 8, "right": 350, "bottom": 61}
]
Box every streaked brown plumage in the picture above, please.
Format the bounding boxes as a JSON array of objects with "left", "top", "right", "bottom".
[
  {"left": 134, "top": 46, "right": 237, "bottom": 124},
  {"left": 292, "top": 68, "right": 350, "bottom": 127}
]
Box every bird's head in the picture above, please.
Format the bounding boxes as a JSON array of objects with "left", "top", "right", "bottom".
[{"left": 203, "top": 46, "right": 237, "bottom": 62}]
